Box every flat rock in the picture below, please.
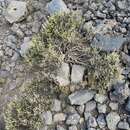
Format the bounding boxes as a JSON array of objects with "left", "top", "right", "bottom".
[
  {"left": 5, "top": 1, "right": 27, "bottom": 23},
  {"left": 106, "top": 112, "right": 120, "bottom": 130},
  {"left": 69, "top": 90, "right": 95, "bottom": 105},
  {"left": 71, "top": 65, "right": 85, "bottom": 83},
  {"left": 92, "top": 34, "right": 126, "bottom": 52},
  {"left": 46, "top": 0, "right": 69, "bottom": 15}
]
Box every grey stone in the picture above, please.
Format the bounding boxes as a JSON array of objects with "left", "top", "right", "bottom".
[
  {"left": 68, "top": 126, "right": 77, "bottom": 130},
  {"left": 20, "top": 37, "right": 32, "bottom": 57},
  {"left": 84, "top": 112, "right": 92, "bottom": 121},
  {"left": 85, "top": 101, "right": 96, "bottom": 112},
  {"left": 0, "top": 115, "right": 5, "bottom": 130},
  {"left": 109, "top": 102, "right": 118, "bottom": 110},
  {"left": 93, "top": 20, "right": 117, "bottom": 35},
  {"left": 87, "top": 128, "right": 96, "bottom": 130},
  {"left": 32, "top": 21, "right": 41, "bottom": 33},
  {"left": 87, "top": 116, "right": 97, "bottom": 128},
  {"left": 97, "top": 104, "right": 107, "bottom": 113},
  {"left": 54, "top": 113, "right": 66, "bottom": 122},
  {"left": 97, "top": 114, "right": 106, "bottom": 128},
  {"left": 11, "top": 23, "right": 24, "bottom": 38},
  {"left": 122, "top": 52, "right": 130, "bottom": 66},
  {"left": 41, "top": 111, "right": 52, "bottom": 125},
  {"left": 96, "top": 11, "right": 106, "bottom": 19},
  {"left": 52, "top": 99, "right": 61, "bottom": 112},
  {"left": 112, "top": 81, "right": 130, "bottom": 103},
  {"left": 118, "top": 121, "right": 129, "bottom": 130},
  {"left": 106, "top": 112, "right": 120, "bottom": 130},
  {"left": 76, "top": 105, "right": 85, "bottom": 115},
  {"left": 56, "top": 62, "right": 70, "bottom": 86},
  {"left": 117, "top": 1, "right": 126, "bottom": 10},
  {"left": 46, "top": 0, "right": 69, "bottom": 15},
  {"left": 94, "top": 94, "right": 107, "bottom": 104},
  {"left": 124, "top": 17, "right": 130, "bottom": 24},
  {"left": 66, "top": 113, "right": 80, "bottom": 125},
  {"left": 65, "top": 106, "right": 77, "bottom": 114},
  {"left": 39, "top": 126, "right": 48, "bottom": 130},
  {"left": 56, "top": 125, "right": 66, "bottom": 130},
  {"left": 125, "top": 97, "right": 130, "bottom": 112},
  {"left": 92, "top": 34, "right": 126, "bottom": 52},
  {"left": 71, "top": 65, "right": 85, "bottom": 83},
  {"left": 69, "top": 90, "right": 95, "bottom": 105},
  {"left": 5, "top": 1, "right": 27, "bottom": 23}
]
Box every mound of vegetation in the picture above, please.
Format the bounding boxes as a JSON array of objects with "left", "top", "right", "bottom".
[
  {"left": 4, "top": 11, "right": 122, "bottom": 130},
  {"left": 4, "top": 78, "right": 54, "bottom": 130}
]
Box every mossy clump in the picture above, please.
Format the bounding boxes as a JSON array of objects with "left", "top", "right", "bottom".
[
  {"left": 25, "top": 12, "right": 85, "bottom": 71},
  {"left": 25, "top": 12, "right": 122, "bottom": 94},
  {"left": 4, "top": 78, "right": 54, "bottom": 130},
  {"left": 4, "top": 98, "right": 41, "bottom": 130},
  {"left": 84, "top": 49, "right": 122, "bottom": 93}
]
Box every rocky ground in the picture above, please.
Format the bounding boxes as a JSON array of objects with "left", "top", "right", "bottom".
[{"left": 1, "top": 0, "right": 130, "bottom": 130}]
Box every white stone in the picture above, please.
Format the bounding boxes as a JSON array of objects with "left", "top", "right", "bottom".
[
  {"left": 66, "top": 113, "right": 80, "bottom": 125},
  {"left": 46, "top": 0, "right": 69, "bottom": 15},
  {"left": 71, "top": 65, "right": 85, "bottom": 83},
  {"left": 109, "top": 102, "right": 118, "bottom": 110},
  {"left": 56, "top": 62, "right": 70, "bottom": 86},
  {"left": 94, "top": 94, "right": 107, "bottom": 104},
  {"left": 5, "top": 1, "right": 27, "bottom": 23},
  {"left": 41, "top": 111, "right": 52, "bottom": 125},
  {"left": 20, "top": 37, "right": 32, "bottom": 57},
  {"left": 97, "top": 104, "right": 107, "bottom": 113},
  {"left": 53, "top": 113, "right": 66, "bottom": 122},
  {"left": 106, "top": 112, "right": 120, "bottom": 130},
  {"left": 51, "top": 99, "right": 61, "bottom": 112}
]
